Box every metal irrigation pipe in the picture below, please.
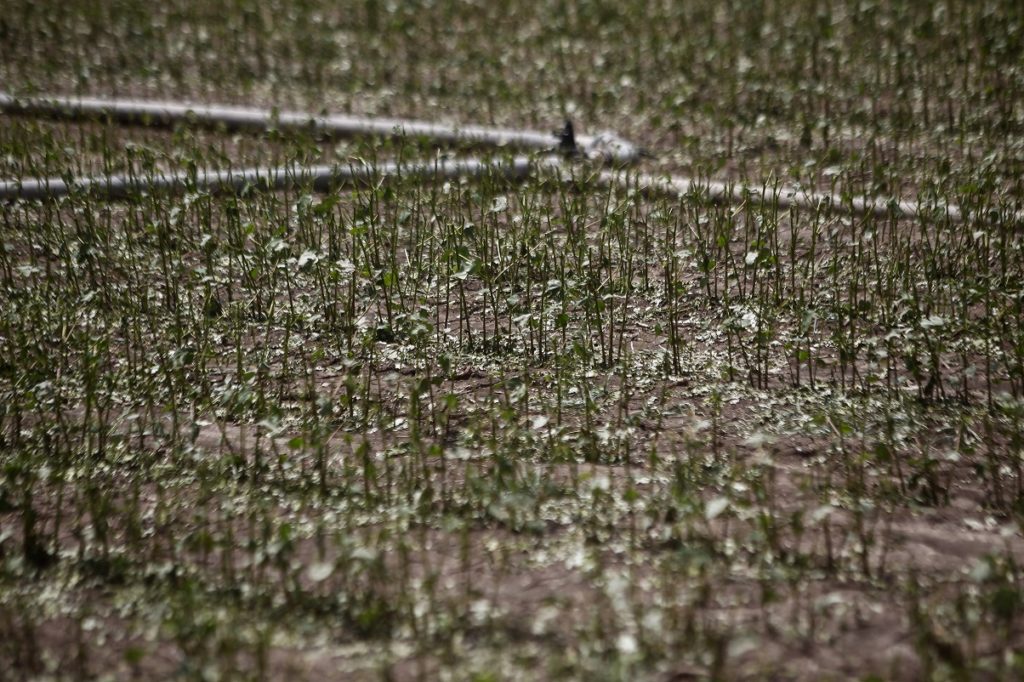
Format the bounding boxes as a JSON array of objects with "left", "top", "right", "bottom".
[
  {"left": 1, "top": 155, "right": 994, "bottom": 224},
  {"left": 592, "top": 169, "right": 974, "bottom": 222},
  {"left": 2, "top": 92, "right": 1015, "bottom": 222},
  {"left": 0, "top": 155, "right": 564, "bottom": 202},
  {"left": 0, "top": 92, "right": 640, "bottom": 164}
]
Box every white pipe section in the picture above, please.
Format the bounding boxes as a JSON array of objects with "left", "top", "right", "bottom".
[
  {"left": 0, "top": 92, "right": 639, "bottom": 164},
  {"left": 2, "top": 93, "right": 1016, "bottom": 223},
  {"left": 0, "top": 156, "right": 562, "bottom": 201},
  {"left": 592, "top": 170, "right": 974, "bottom": 222},
  {"left": 5, "top": 156, "right": 1002, "bottom": 225}
]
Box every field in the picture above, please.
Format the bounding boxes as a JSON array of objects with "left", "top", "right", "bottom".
[{"left": 2, "top": 0, "right": 1024, "bottom": 679}]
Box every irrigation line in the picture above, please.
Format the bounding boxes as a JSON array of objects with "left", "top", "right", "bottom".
[
  {"left": 593, "top": 169, "right": 971, "bottom": 222},
  {"left": 2, "top": 155, "right": 999, "bottom": 223},
  {"left": 0, "top": 92, "right": 639, "bottom": 164},
  {"left": 2, "top": 92, "right": 1018, "bottom": 222},
  {"left": 0, "top": 156, "right": 559, "bottom": 202}
]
